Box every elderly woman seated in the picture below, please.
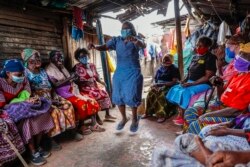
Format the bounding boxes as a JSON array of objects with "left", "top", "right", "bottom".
[
  {"left": 45, "top": 50, "right": 105, "bottom": 133},
  {"left": 166, "top": 36, "right": 217, "bottom": 126},
  {"left": 72, "top": 48, "right": 116, "bottom": 122},
  {"left": 21, "top": 49, "right": 83, "bottom": 146},
  {"left": 183, "top": 42, "right": 250, "bottom": 134},
  {"left": 0, "top": 59, "right": 54, "bottom": 166},
  {"left": 152, "top": 110, "right": 250, "bottom": 167},
  {"left": 142, "top": 54, "right": 180, "bottom": 123}
]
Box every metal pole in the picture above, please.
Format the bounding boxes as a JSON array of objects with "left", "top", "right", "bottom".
[
  {"left": 174, "top": 0, "right": 184, "bottom": 78},
  {"left": 96, "top": 19, "right": 112, "bottom": 95}
]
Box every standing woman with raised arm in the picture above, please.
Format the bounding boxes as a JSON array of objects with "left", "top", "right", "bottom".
[{"left": 88, "top": 21, "right": 146, "bottom": 133}]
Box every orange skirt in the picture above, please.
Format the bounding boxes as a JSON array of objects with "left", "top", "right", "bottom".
[{"left": 66, "top": 95, "right": 100, "bottom": 120}]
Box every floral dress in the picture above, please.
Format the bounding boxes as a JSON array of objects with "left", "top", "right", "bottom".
[{"left": 74, "top": 63, "right": 111, "bottom": 110}]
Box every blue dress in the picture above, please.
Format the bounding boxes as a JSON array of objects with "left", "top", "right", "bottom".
[{"left": 106, "top": 36, "right": 143, "bottom": 107}]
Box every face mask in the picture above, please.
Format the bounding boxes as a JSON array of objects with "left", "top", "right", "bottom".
[
  {"left": 234, "top": 55, "right": 250, "bottom": 72},
  {"left": 225, "top": 47, "right": 235, "bottom": 58},
  {"left": 79, "top": 57, "right": 88, "bottom": 64},
  {"left": 196, "top": 47, "right": 208, "bottom": 55},
  {"left": 121, "top": 29, "right": 132, "bottom": 38},
  {"left": 12, "top": 75, "right": 24, "bottom": 83}
]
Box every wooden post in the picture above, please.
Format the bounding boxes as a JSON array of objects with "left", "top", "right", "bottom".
[
  {"left": 174, "top": 0, "right": 184, "bottom": 78},
  {"left": 96, "top": 19, "right": 112, "bottom": 96},
  {"left": 62, "top": 17, "right": 73, "bottom": 69}
]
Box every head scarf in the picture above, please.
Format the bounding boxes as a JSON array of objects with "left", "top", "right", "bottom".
[
  {"left": 240, "top": 43, "right": 250, "bottom": 53},
  {"left": 21, "top": 49, "right": 40, "bottom": 67},
  {"left": 0, "top": 59, "right": 24, "bottom": 78}
]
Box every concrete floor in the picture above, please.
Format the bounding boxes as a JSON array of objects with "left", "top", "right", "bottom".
[{"left": 39, "top": 108, "right": 180, "bottom": 167}]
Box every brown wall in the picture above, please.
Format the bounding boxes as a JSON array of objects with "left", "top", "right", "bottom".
[{"left": 0, "top": 5, "right": 63, "bottom": 64}]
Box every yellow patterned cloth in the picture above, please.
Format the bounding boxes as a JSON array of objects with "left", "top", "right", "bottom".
[{"left": 240, "top": 42, "right": 250, "bottom": 53}]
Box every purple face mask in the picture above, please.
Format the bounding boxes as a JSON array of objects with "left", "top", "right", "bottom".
[{"left": 234, "top": 55, "right": 250, "bottom": 72}]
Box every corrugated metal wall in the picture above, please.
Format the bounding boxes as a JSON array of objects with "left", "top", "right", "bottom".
[{"left": 0, "top": 6, "right": 63, "bottom": 64}]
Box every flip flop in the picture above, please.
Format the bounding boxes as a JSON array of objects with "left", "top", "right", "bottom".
[
  {"left": 80, "top": 126, "right": 92, "bottom": 135},
  {"left": 90, "top": 125, "right": 105, "bottom": 132},
  {"left": 116, "top": 117, "right": 130, "bottom": 131},
  {"left": 105, "top": 115, "right": 117, "bottom": 120},
  {"left": 157, "top": 117, "right": 167, "bottom": 123}
]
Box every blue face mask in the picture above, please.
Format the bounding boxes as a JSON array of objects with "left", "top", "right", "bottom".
[
  {"left": 225, "top": 47, "right": 235, "bottom": 63},
  {"left": 12, "top": 75, "right": 24, "bottom": 83},
  {"left": 121, "top": 29, "right": 133, "bottom": 38},
  {"left": 79, "top": 57, "right": 88, "bottom": 64}
]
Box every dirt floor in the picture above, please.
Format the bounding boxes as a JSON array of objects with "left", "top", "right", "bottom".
[{"left": 38, "top": 108, "right": 180, "bottom": 167}]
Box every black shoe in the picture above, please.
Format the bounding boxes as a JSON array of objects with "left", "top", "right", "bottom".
[
  {"left": 30, "top": 152, "right": 47, "bottom": 166},
  {"left": 38, "top": 147, "right": 51, "bottom": 158},
  {"left": 51, "top": 139, "right": 62, "bottom": 151}
]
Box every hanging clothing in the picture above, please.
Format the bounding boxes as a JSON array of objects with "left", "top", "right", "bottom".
[
  {"left": 25, "top": 68, "right": 76, "bottom": 137},
  {"left": 106, "top": 36, "right": 143, "bottom": 107},
  {"left": 74, "top": 63, "right": 111, "bottom": 110},
  {"left": 0, "top": 78, "right": 54, "bottom": 144},
  {"left": 217, "top": 21, "right": 232, "bottom": 45},
  {"left": 46, "top": 63, "right": 100, "bottom": 120}
]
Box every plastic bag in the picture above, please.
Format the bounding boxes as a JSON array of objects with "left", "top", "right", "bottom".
[{"left": 106, "top": 51, "right": 116, "bottom": 73}]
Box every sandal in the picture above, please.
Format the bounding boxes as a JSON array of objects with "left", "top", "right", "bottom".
[
  {"left": 105, "top": 115, "right": 117, "bottom": 120},
  {"left": 80, "top": 126, "right": 92, "bottom": 135},
  {"left": 90, "top": 124, "right": 105, "bottom": 132},
  {"left": 157, "top": 117, "right": 167, "bottom": 123}
]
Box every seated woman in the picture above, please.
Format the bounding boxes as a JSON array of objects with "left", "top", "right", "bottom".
[
  {"left": 166, "top": 36, "right": 217, "bottom": 126},
  {"left": 152, "top": 111, "right": 250, "bottom": 167},
  {"left": 73, "top": 48, "right": 116, "bottom": 121},
  {"left": 142, "top": 54, "right": 180, "bottom": 123},
  {"left": 45, "top": 50, "right": 105, "bottom": 132},
  {"left": 21, "top": 49, "right": 83, "bottom": 145},
  {"left": 184, "top": 42, "right": 250, "bottom": 134},
  {"left": 0, "top": 59, "right": 54, "bottom": 166},
  {"left": 183, "top": 35, "right": 243, "bottom": 134}
]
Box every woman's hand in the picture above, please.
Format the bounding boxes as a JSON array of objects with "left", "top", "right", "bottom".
[
  {"left": 27, "top": 96, "right": 39, "bottom": 104},
  {"left": 181, "top": 82, "right": 194, "bottom": 87},
  {"left": 88, "top": 43, "right": 95, "bottom": 50},
  {"left": 206, "top": 126, "right": 231, "bottom": 136},
  {"left": 207, "top": 151, "right": 247, "bottom": 167}
]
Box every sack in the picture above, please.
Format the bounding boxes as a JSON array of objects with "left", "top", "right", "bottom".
[{"left": 106, "top": 51, "right": 116, "bottom": 73}]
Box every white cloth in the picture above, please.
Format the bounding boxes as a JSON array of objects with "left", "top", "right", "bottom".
[{"left": 217, "top": 21, "right": 232, "bottom": 45}]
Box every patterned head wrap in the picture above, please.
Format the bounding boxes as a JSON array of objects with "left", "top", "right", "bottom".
[
  {"left": 0, "top": 59, "right": 24, "bottom": 78},
  {"left": 21, "top": 49, "right": 40, "bottom": 66}
]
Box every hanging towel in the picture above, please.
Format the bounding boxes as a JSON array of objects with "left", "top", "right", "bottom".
[{"left": 217, "top": 21, "right": 232, "bottom": 45}]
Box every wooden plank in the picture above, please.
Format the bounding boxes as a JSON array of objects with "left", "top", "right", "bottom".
[
  {"left": 0, "top": 25, "right": 61, "bottom": 38},
  {"left": 0, "top": 18, "right": 56, "bottom": 32},
  {"left": 0, "top": 14, "right": 56, "bottom": 29},
  {"left": 0, "top": 5, "right": 61, "bottom": 22},
  {"left": 0, "top": 37, "right": 62, "bottom": 47},
  {"left": 0, "top": 48, "right": 59, "bottom": 55},
  {"left": 0, "top": 43, "right": 62, "bottom": 51}
]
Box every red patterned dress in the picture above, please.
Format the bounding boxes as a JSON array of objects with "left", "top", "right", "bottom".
[{"left": 74, "top": 63, "right": 111, "bottom": 110}]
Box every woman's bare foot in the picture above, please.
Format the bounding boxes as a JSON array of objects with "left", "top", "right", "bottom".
[{"left": 190, "top": 136, "right": 212, "bottom": 165}]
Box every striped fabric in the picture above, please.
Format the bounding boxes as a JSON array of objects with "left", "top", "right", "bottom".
[
  {"left": 187, "top": 116, "right": 234, "bottom": 134},
  {"left": 183, "top": 103, "right": 234, "bottom": 134}
]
